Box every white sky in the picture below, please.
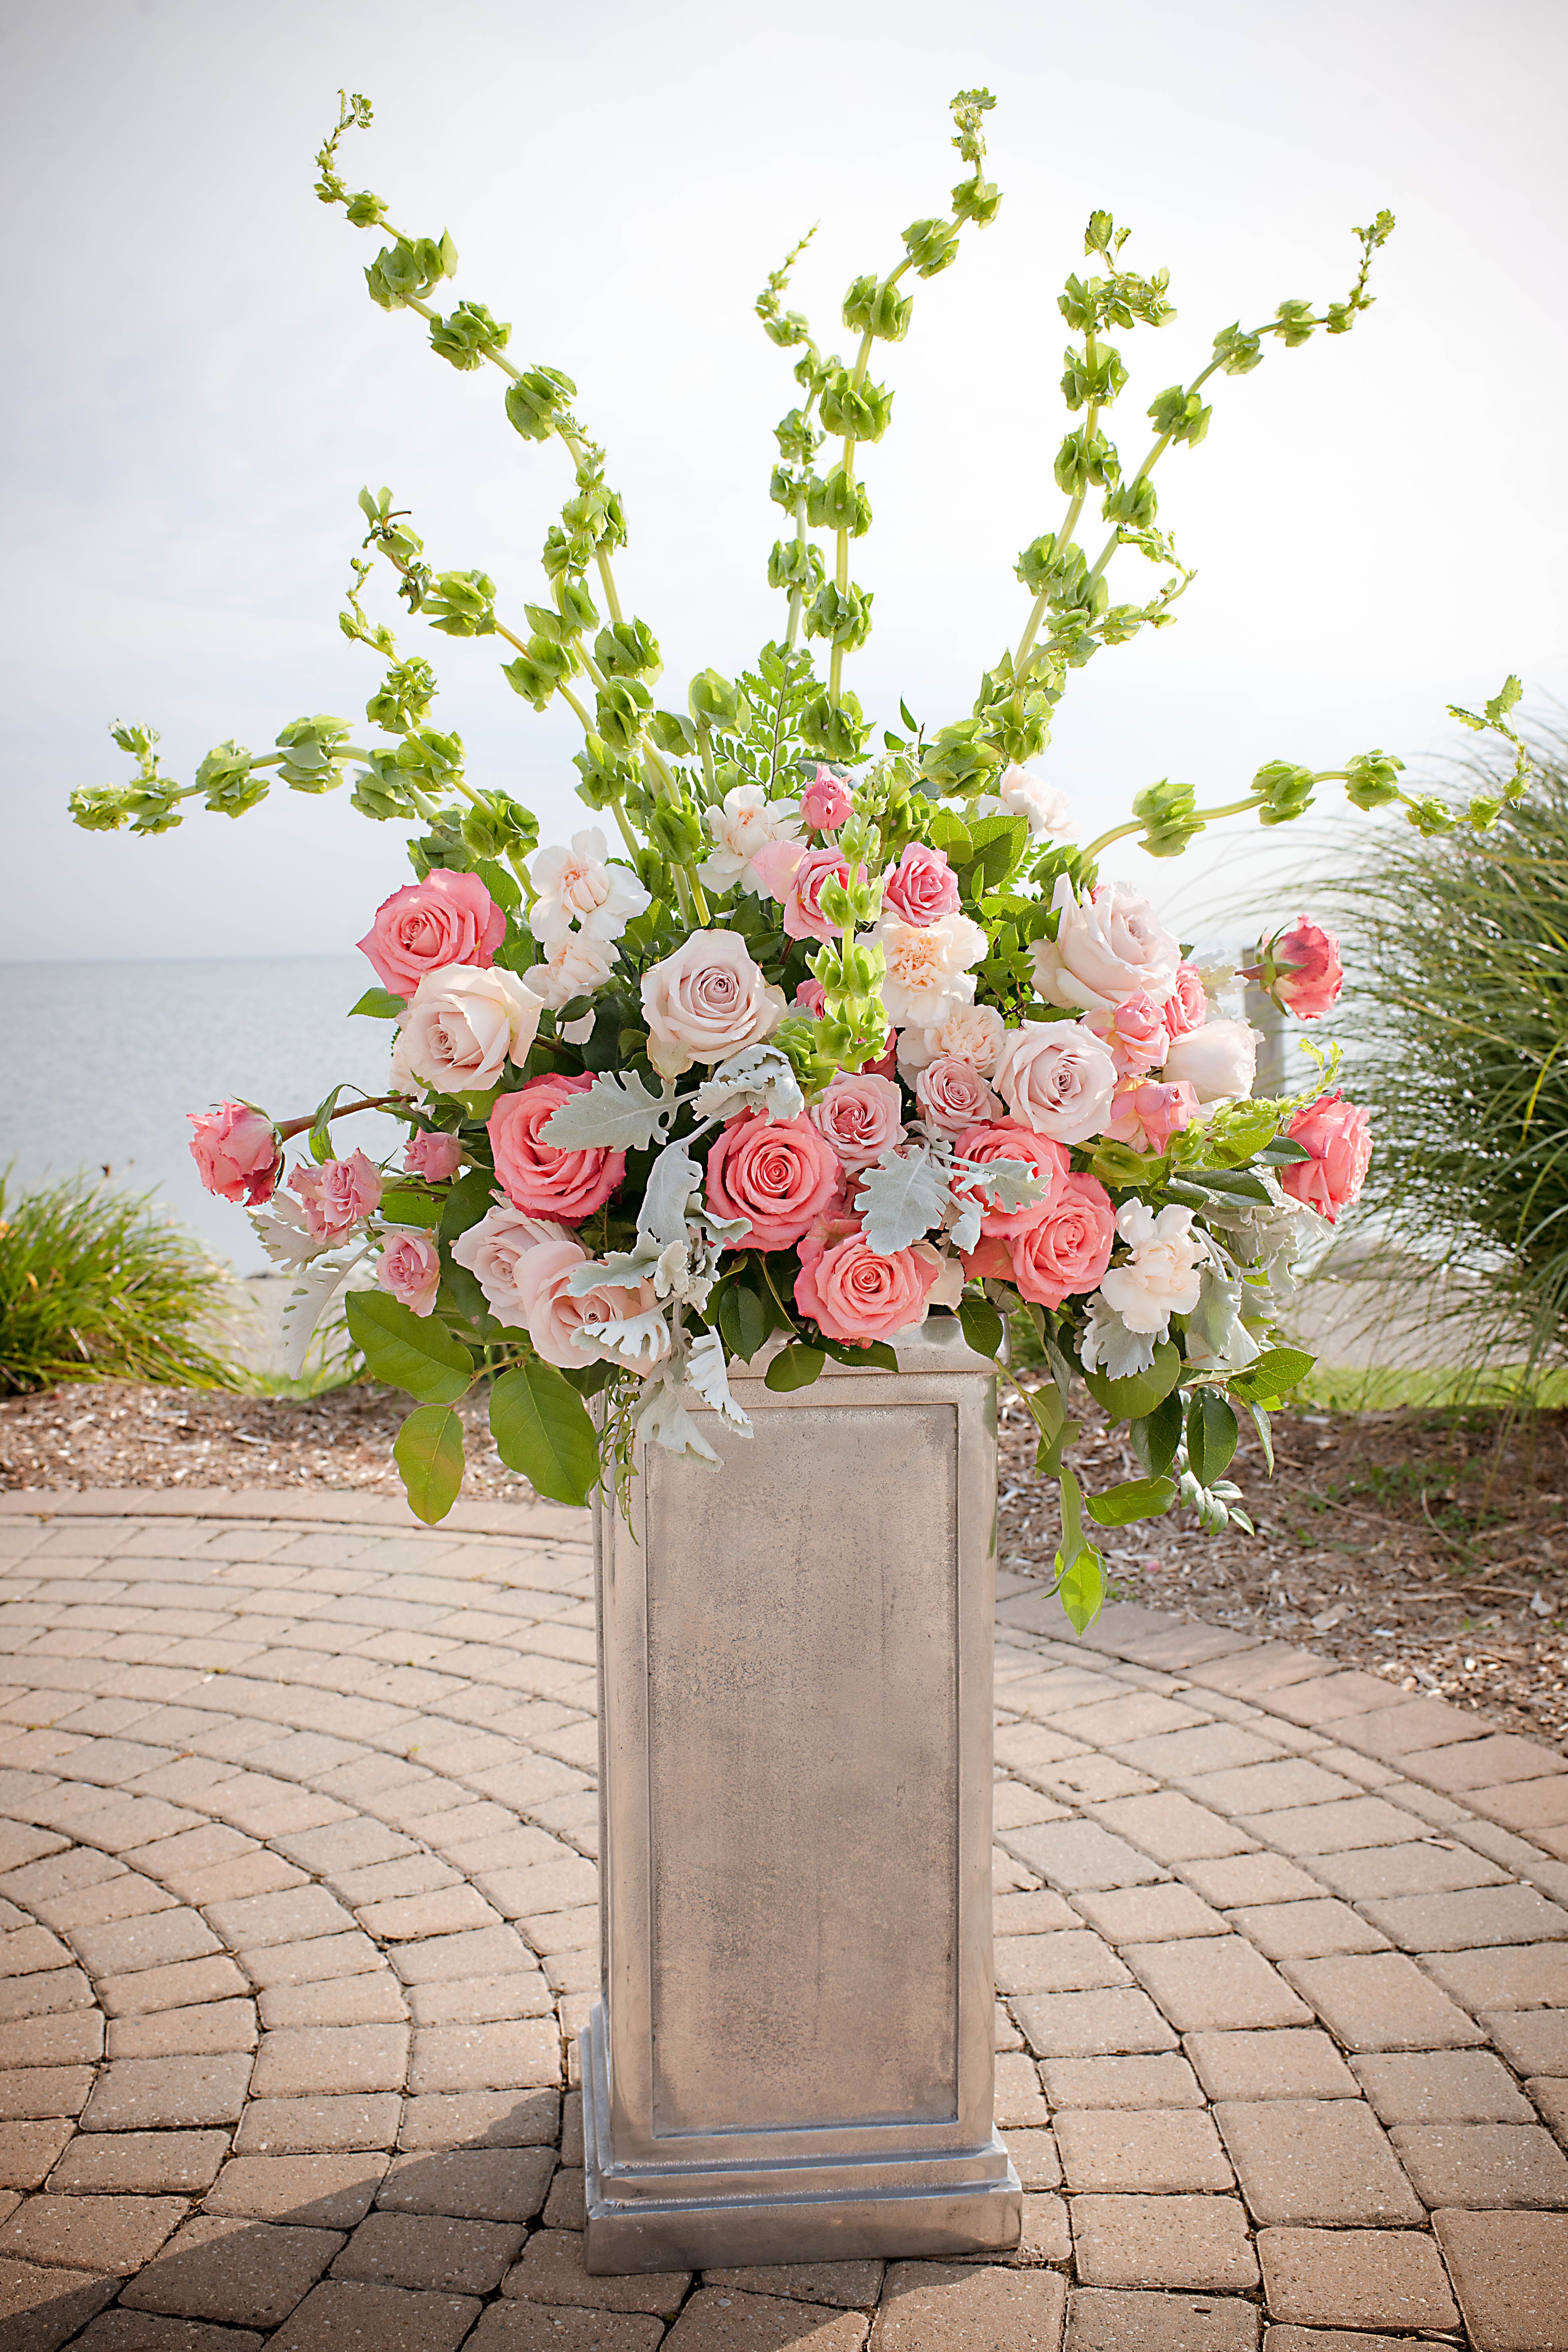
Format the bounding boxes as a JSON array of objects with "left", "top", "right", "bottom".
[{"left": 2, "top": 0, "right": 1564, "bottom": 962}]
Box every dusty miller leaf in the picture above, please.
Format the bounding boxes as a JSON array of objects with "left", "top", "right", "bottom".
[
  {"left": 539, "top": 1069, "right": 679, "bottom": 1150},
  {"left": 854, "top": 1146, "right": 950, "bottom": 1255},
  {"left": 685, "top": 1330, "right": 752, "bottom": 1431},
  {"left": 690, "top": 1047, "right": 804, "bottom": 1125}
]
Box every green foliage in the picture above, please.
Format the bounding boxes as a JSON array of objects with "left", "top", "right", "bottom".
[
  {"left": 489, "top": 1361, "right": 601, "bottom": 1505},
  {"left": 0, "top": 1174, "right": 238, "bottom": 1396},
  {"left": 393, "top": 1404, "right": 465, "bottom": 1522},
  {"left": 344, "top": 1291, "right": 474, "bottom": 1402}
]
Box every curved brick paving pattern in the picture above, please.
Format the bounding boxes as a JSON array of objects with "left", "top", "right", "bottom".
[{"left": 0, "top": 1493, "right": 1564, "bottom": 2350}]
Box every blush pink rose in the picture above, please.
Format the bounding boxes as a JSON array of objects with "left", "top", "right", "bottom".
[
  {"left": 378, "top": 1229, "right": 441, "bottom": 1316},
  {"left": 1007, "top": 1174, "right": 1116, "bottom": 1308},
  {"left": 794, "top": 1229, "right": 941, "bottom": 1346},
  {"left": 768, "top": 843, "right": 867, "bottom": 944},
  {"left": 801, "top": 766, "right": 854, "bottom": 832},
  {"left": 640, "top": 931, "right": 786, "bottom": 1078},
  {"left": 994, "top": 1020, "right": 1119, "bottom": 1143},
  {"left": 704, "top": 1111, "right": 842, "bottom": 1250},
  {"left": 188, "top": 1103, "right": 280, "bottom": 1205},
  {"left": 358, "top": 872, "right": 506, "bottom": 999},
  {"left": 881, "top": 841, "right": 961, "bottom": 928},
  {"left": 1100, "top": 1079, "right": 1200, "bottom": 1157},
  {"left": 1088, "top": 989, "right": 1170, "bottom": 1079},
  {"left": 915, "top": 1055, "right": 1002, "bottom": 1138},
  {"left": 290, "top": 1150, "right": 383, "bottom": 1240},
  {"left": 1281, "top": 1091, "right": 1371, "bottom": 1224},
  {"left": 403, "top": 1129, "right": 463, "bottom": 1182},
  {"left": 514, "top": 1235, "right": 670, "bottom": 1376},
  {"left": 488, "top": 1075, "right": 626, "bottom": 1224},
  {"left": 808, "top": 1073, "right": 905, "bottom": 1172},
  {"left": 951, "top": 1121, "right": 1068, "bottom": 1239},
  {"left": 1274, "top": 918, "right": 1344, "bottom": 1021},
  {"left": 1162, "top": 963, "right": 1209, "bottom": 1041}
]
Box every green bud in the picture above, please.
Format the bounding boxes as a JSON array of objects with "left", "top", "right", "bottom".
[
  {"left": 902, "top": 216, "right": 961, "bottom": 278},
  {"left": 198, "top": 742, "right": 268, "bottom": 817},
  {"left": 427, "top": 299, "right": 510, "bottom": 370},
  {"left": 344, "top": 190, "right": 387, "bottom": 228},
  {"left": 1343, "top": 748, "right": 1405, "bottom": 810},
  {"left": 806, "top": 466, "right": 872, "bottom": 537},
  {"left": 1252, "top": 760, "right": 1317, "bottom": 825},
  {"left": 395, "top": 726, "right": 465, "bottom": 794},
  {"left": 561, "top": 475, "right": 625, "bottom": 555},
  {"left": 1211, "top": 321, "right": 1263, "bottom": 376},
  {"left": 951, "top": 173, "right": 1001, "bottom": 227},
  {"left": 818, "top": 367, "right": 894, "bottom": 443},
  {"left": 502, "top": 639, "right": 577, "bottom": 710},
  {"left": 1132, "top": 777, "right": 1203, "bottom": 855},
  {"left": 919, "top": 718, "right": 1004, "bottom": 794},
  {"left": 1273, "top": 298, "right": 1315, "bottom": 349},
  {"left": 422, "top": 570, "right": 496, "bottom": 637},
  {"left": 462, "top": 790, "right": 539, "bottom": 860},
  {"left": 1405, "top": 794, "right": 1458, "bottom": 837},
  {"left": 804, "top": 580, "right": 873, "bottom": 652},
  {"left": 1465, "top": 795, "right": 1502, "bottom": 831},
  {"left": 647, "top": 709, "right": 697, "bottom": 757},
  {"left": 801, "top": 689, "right": 871, "bottom": 763},
  {"left": 365, "top": 656, "right": 437, "bottom": 734},
  {"left": 763, "top": 308, "right": 812, "bottom": 349},
  {"left": 1060, "top": 341, "right": 1128, "bottom": 411},
  {"left": 504, "top": 364, "right": 576, "bottom": 441},
  {"left": 1084, "top": 210, "right": 1115, "bottom": 254},
  {"left": 688, "top": 669, "right": 745, "bottom": 730},
  {"left": 364, "top": 232, "right": 457, "bottom": 311},
  {"left": 773, "top": 406, "right": 823, "bottom": 464},
  {"left": 573, "top": 734, "right": 642, "bottom": 812},
  {"left": 648, "top": 790, "right": 704, "bottom": 863},
  {"left": 275, "top": 715, "right": 353, "bottom": 792},
  {"left": 769, "top": 464, "right": 804, "bottom": 511},
  {"left": 595, "top": 618, "right": 660, "bottom": 681},
  {"left": 842, "top": 273, "right": 914, "bottom": 341},
  {"left": 1101, "top": 474, "right": 1158, "bottom": 527},
  {"left": 767, "top": 537, "right": 825, "bottom": 594},
  {"left": 596, "top": 677, "right": 653, "bottom": 757},
  {"left": 68, "top": 786, "right": 133, "bottom": 833},
  {"left": 1147, "top": 385, "right": 1212, "bottom": 446},
  {"left": 1054, "top": 425, "right": 1119, "bottom": 494}
]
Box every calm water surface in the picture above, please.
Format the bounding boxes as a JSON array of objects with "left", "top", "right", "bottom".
[{"left": 0, "top": 958, "right": 405, "bottom": 1269}]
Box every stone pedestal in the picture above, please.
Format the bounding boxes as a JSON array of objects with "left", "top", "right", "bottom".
[{"left": 582, "top": 1321, "right": 1021, "bottom": 2273}]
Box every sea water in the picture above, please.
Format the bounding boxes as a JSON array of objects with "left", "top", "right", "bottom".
[{"left": 0, "top": 957, "right": 407, "bottom": 1270}]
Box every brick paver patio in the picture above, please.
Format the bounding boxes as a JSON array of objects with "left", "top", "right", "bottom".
[{"left": 0, "top": 1488, "right": 1565, "bottom": 2350}]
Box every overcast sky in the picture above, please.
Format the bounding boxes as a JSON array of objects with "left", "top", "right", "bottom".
[{"left": 3, "top": 0, "right": 1564, "bottom": 963}]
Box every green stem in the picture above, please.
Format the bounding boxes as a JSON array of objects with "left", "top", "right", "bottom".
[{"left": 609, "top": 799, "right": 642, "bottom": 861}]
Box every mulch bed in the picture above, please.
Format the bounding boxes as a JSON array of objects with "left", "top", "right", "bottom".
[{"left": 2, "top": 1376, "right": 1565, "bottom": 1748}]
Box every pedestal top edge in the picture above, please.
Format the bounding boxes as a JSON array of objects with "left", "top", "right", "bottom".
[{"left": 730, "top": 1319, "right": 1000, "bottom": 1384}]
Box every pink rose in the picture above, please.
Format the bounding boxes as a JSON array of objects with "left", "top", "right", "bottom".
[
  {"left": 1100, "top": 1079, "right": 1199, "bottom": 1157},
  {"left": 640, "top": 931, "right": 787, "bottom": 1079},
  {"left": 704, "top": 1111, "right": 842, "bottom": 1250},
  {"left": 994, "top": 1021, "right": 1119, "bottom": 1143},
  {"left": 1274, "top": 919, "right": 1344, "bottom": 1022},
  {"left": 951, "top": 1121, "right": 1068, "bottom": 1239},
  {"left": 882, "top": 841, "right": 961, "bottom": 929},
  {"left": 1087, "top": 989, "right": 1170, "bottom": 1079},
  {"left": 378, "top": 1229, "right": 441, "bottom": 1316},
  {"left": 403, "top": 1129, "right": 463, "bottom": 1183},
  {"left": 1033, "top": 878, "right": 1181, "bottom": 1015},
  {"left": 768, "top": 843, "right": 866, "bottom": 944},
  {"left": 808, "top": 1073, "right": 905, "bottom": 1172},
  {"left": 801, "top": 767, "right": 854, "bottom": 832},
  {"left": 290, "top": 1149, "right": 382, "bottom": 1240},
  {"left": 358, "top": 872, "right": 506, "bottom": 999},
  {"left": 514, "top": 1235, "right": 670, "bottom": 1376},
  {"left": 450, "top": 1198, "right": 566, "bottom": 1326},
  {"left": 1162, "top": 963, "right": 1208, "bottom": 1041},
  {"left": 488, "top": 1075, "right": 626, "bottom": 1225},
  {"left": 1281, "top": 1091, "right": 1371, "bottom": 1224},
  {"left": 1161, "top": 1018, "right": 1256, "bottom": 1104},
  {"left": 394, "top": 965, "right": 541, "bottom": 1095},
  {"left": 187, "top": 1103, "right": 280, "bottom": 1205},
  {"left": 959, "top": 1233, "right": 1015, "bottom": 1282},
  {"left": 915, "top": 1056, "right": 1002, "bottom": 1139},
  {"left": 1007, "top": 1175, "right": 1116, "bottom": 1308},
  {"left": 794, "top": 1229, "right": 941, "bottom": 1346}
]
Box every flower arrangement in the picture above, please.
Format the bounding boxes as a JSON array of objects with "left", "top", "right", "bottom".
[{"left": 79, "top": 92, "right": 1533, "bottom": 1627}]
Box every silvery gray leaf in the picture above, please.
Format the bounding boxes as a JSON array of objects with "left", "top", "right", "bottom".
[
  {"left": 251, "top": 1199, "right": 330, "bottom": 1272},
  {"left": 635, "top": 1368, "right": 722, "bottom": 1465},
  {"left": 1078, "top": 1294, "right": 1157, "bottom": 1382},
  {"left": 685, "top": 1330, "right": 752, "bottom": 1432},
  {"left": 854, "top": 1145, "right": 950, "bottom": 1256},
  {"left": 578, "top": 1306, "right": 672, "bottom": 1366},
  {"left": 954, "top": 1155, "right": 1045, "bottom": 1212},
  {"left": 948, "top": 1195, "right": 983, "bottom": 1255},
  {"left": 566, "top": 1240, "right": 659, "bottom": 1295},
  {"left": 638, "top": 1140, "right": 704, "bottom": 1249},
  {"left": 690, "top": 1045, "right": 805, "bottom": 1126},
  {"left": 1182, "top": 1265, "right": 1263, "bottom": 1374},
  {"left": 280, "top": 1249, "right": 364, "bottom": 1380},
  {"left": 538, "top": 1069, "right": 679, "bottom": 1150}
]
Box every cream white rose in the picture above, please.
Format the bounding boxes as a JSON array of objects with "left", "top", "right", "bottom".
[
  {"left": 700, "top": 784, "right": 803, "bottom": 893},
  {"left": 1098, "top": 1201, "right": 1205, "bottom": 1333},
  {"left": 523, "top": 932, "right": 620, "bottom": 1012},
  {"left": 528, "top": 827, "right": 650, "bottom": 945},
  {"left": 993, "top": 1020, "right": 1118, "bottom": 1144},
  {"left": 394, "top": 964, "right": 541, "bottom": 1095},
  {"left": 876, "top": 910, "right": 989, "bottom": 1029},
  {"left": 996, "top": 765, "right": 1074, "bottom": 837},
  {"left": 1161, "top": 1018, "right": 1258, "bottom": 1103},
  {"left": 896, "top": 999, "right": 1006, "bottom": 1079},
  {"left": 1033, "top": 876, "right": 1182, "bottom": 1015},
  {"left": 640, "top": 930, "right": 787, "bottom": 1078}
]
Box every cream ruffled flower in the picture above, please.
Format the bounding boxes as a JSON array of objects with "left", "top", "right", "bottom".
[{"left": 528, "top": 828, "right": 650, "bottom": 945}]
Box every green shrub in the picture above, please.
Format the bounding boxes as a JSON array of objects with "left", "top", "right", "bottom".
[{"left": 0, "top": 1172, "right": 238, "bottom": 1395}]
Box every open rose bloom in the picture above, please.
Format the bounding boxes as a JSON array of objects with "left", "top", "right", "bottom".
[{"left": 131, "top": 99, "right": 1408, "bottom": 1594}]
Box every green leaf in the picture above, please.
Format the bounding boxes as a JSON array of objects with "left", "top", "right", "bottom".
[
  {"left": 1187, "top": 1388, "right": 1239, "bottom": 1487},
  {"left": 1087, "top": 1476, "right": 1178, "bottom": 1527},
  {"left": 959, "top": 1295, "right": 1005, "bottom": 1360},
  {"left": 1081, "top": 1338, "right": 1182, "bottom": 1421},
  {"left": 308, "top": 1084, "right": 345, "bottom": 1165},
  {"left": 349, "top": 987, "right": 406, "bottom": 1020},
  {"left": 474, "top": 855, "right": 522, "bottom": 911},
  {"left": 1131, "top": 1389, "right": 1185, "bottom": 1479},
  {"left": 1055, "top": 1542, "right": 1105, "bottom": 1634},
  {"left": 393, "top": 1405, "right": 465, "bottom": 1524},
  {"left": 925, "top": 806, "right": 974, "bottom": 863},
  {"left": 444, "top": 1259, "right": 504, "bottom": 1339},
  {"left": 1019, "top": 1380, "right": 1077, "bottom": 1475},
  {"left": 765, "top": 1342, "right": 826, "bottom": 1391},
  {"left": 489, "top": 1361, "right": 601, "bottom": 1506},
  {"left": 439, "top": 1166, "right": 499, "bottom": 1247},
  {"left": 818, "top": 1336, "right": 898, "bottom": 1371},
  {"left": 1243, "top": 1400, "right": 1275, "bottom": 1475},
  {"left": 1226, "top": 1344, "right": 1315, "bottom": 1404},
  {"left": 717, "top": 1269, "right": 775, "bottom": 1365},
  {"left": 377, "top": 1186, "right": 442, "bottom": 1228},
  {"left": 1256, "top": 1136, "right": 1311, "bottom": 1165},
  {"left": 1181, "top": 1168, "right": 1275, "bottom": 1203},
  {"left": 345, "top": 1291, "right": 475, "bottom": 1404}
]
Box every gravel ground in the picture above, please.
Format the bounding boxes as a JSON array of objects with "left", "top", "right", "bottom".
[{"left": 2, "top": 1372, "right": 1564, "bottom": 1747}]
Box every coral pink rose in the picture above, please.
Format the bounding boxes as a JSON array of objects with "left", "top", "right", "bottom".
[
  {"left": 959, "top": 1233, "right": 1015, "bottom": 1282},
  {"left": 378, "top": 1229, "right": 441, "bottom": 1316},
  {"left": 358, "top": 872, "right": 505, "bottom": 999},
  {"left": 704, "top": 1111, "right": 842, "bottom": 1250},
  {"left": 1274, "top": 918, "right": 1344, "bottom": 1022},
  {"left": 290, "top": 1150, "right": 382, "bottom": 1240},
  {"left": 640, "top": 931, "right": 787, "bottom": 1078},
  {"left": 952, "top": 1121, "right": 1068, "bottom": 1239},
  {"left": 1007, "top": 1174, "right": 1116, "bottom": 1308},
  {"left": 1162, "top": 963, "right": 1208, "bottom": 1041},
  {"left": 915, "top": 1055, "right": 1002, "bottom": 1139},
  {"left": 188, "top": 1103, "right": 280, "bottom": 1205},
  {"left": 794, "top": 1229, "right": 941, "bottom": 1346},
  {"left": 513, "top": 1236, "right": 670, "bottom": 1375},
  {"left": 1088, "top": 989, "right": 1170, "bottom": 1079},
  {"left": 801, "top": 767, "right": 853, "bottom": 832},
  {"left": 1100, "top": 1079, "right": 1199, "bottom": 1157},
  {"left": 808, "top": 1073, "right": 905, "bottom": 1172},
  {"left": 1281, "top": 1091, "right": 1371, "bottom": 1223},
  {"left": 403, "top": 1129, "right": 463, "bottom": 1182},
  {"left": 488, "top": 1075, "right": 626, "bottom": 1224},
  {"left": 882, "top": 841, "right": 961, "bottom": 928},
  {"left": 763, "top": 842, "right": 866, "bottom": 944}
]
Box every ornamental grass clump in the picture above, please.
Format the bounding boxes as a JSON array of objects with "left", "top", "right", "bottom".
[
  {"left": 1313, "top": 731, "right": 1568, "bottom": 1392},
  {"left": 0, "top": 1172, "right": 237, "bottom": 1396},
  {"left": 71, "top": 89, "right": 1534, "bottom": 1626}
]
